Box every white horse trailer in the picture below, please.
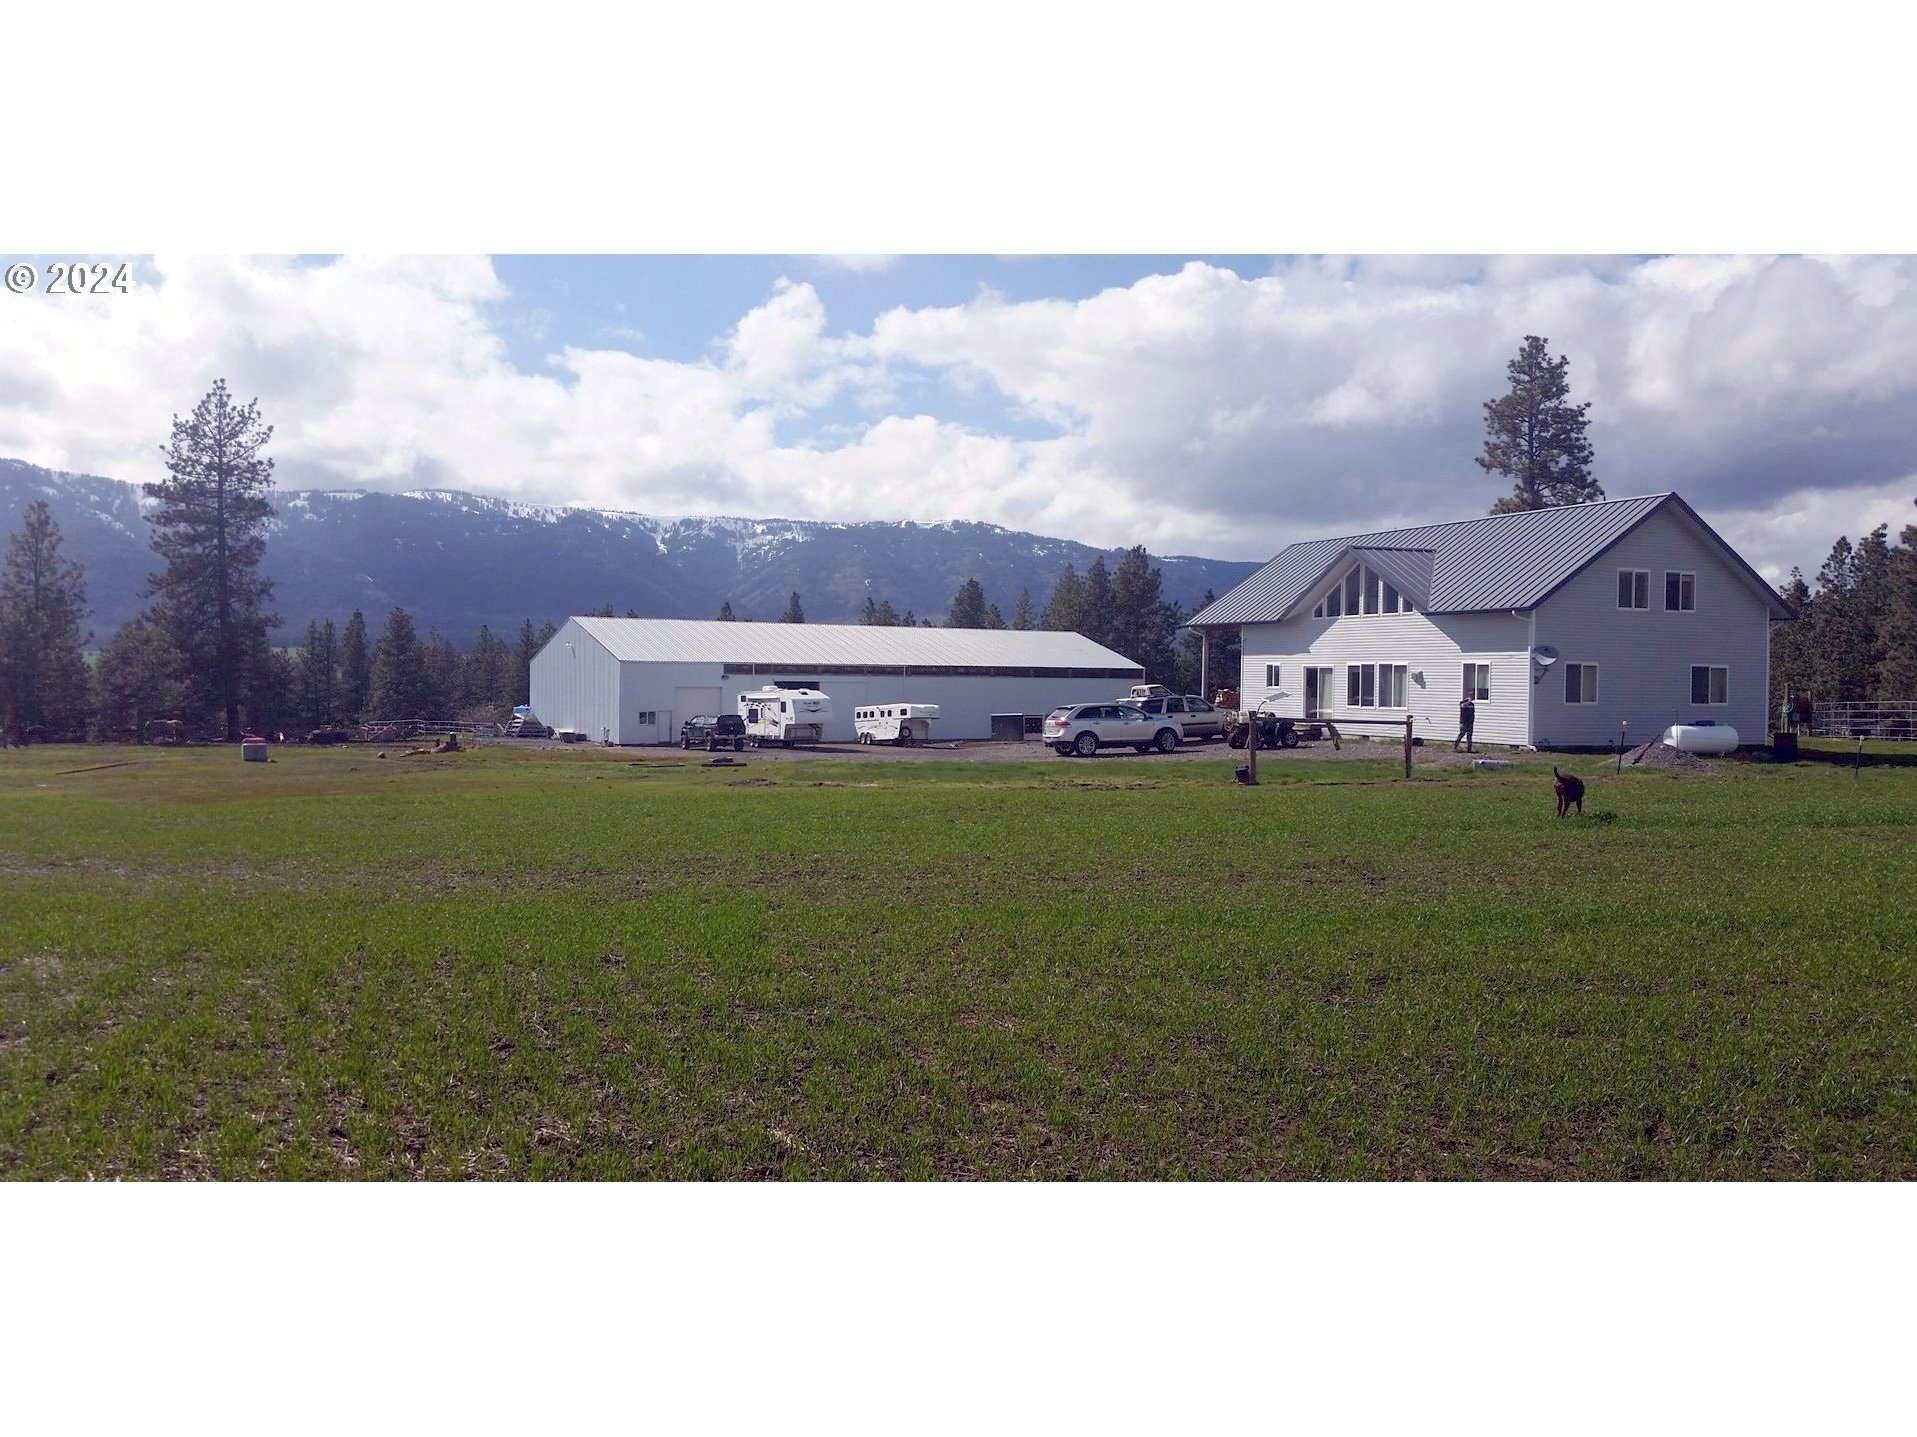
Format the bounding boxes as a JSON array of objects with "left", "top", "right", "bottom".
[
  {"left": 739, "top": 687, "right": 832, "bottom": 747},
  {"left": 854, "top": 703, "right": 939, "bottom": 746}
]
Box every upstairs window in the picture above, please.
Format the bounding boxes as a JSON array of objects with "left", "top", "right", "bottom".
[
  {"left": 1666, "top": 571, "right": 1696, "bottom": 611},
  {"left": 1313, "top": 562, "right": 1416, "bottom": 618},
  {"left": 1691, "top": 665, "right": 1728, "bottom": 705},
  {"left": 1617, "top": 569, "right": 1650, "bottom": 609}
]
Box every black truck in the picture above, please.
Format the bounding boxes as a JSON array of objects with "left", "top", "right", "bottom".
[{"left": 680, "top": 713, "right": 747, "bottom": 751}]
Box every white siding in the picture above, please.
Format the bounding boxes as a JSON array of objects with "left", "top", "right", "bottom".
[
  {"left": 1532, "top": 504, "right": 1774, "bottom": 747},
  {"left": 1239, "top": 610, "right": 1532, "bottom": 748},
  {"left": 530, "top": 631, "right": 1143, "bottom": 743}
]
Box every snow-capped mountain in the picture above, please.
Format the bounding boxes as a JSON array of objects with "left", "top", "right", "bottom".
[{"left": 0, "top": 459, "right": 1262, "bottom": 639}]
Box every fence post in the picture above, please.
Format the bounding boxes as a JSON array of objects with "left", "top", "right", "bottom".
[
  {"left": 1403, "top": 714, "right": 1413, "bottom": 779},
  {"left": 1245, "top": 710, "right": 1259, "bottom": 784}
]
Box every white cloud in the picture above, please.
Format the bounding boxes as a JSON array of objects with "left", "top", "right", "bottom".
[{"left": 2, "top": 254, "right": 1913, "bottom": 581}]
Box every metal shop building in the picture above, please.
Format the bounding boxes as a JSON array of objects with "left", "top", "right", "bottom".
[{"left": 529, "top": 617, "right": 1144, "bottom": 744}]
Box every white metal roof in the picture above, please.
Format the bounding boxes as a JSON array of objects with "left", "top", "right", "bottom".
[{"left": 568, "top": 617, "right": 1142, "bottom": 670}]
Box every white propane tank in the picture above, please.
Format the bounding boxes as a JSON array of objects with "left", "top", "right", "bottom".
[{"left": 1662, "top": 723, "right": 1738, "bottom": 755}]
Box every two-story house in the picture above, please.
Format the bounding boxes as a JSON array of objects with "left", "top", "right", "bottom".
[{"left": 1185, "top": 494, "right": 1794, "bottom": 749}]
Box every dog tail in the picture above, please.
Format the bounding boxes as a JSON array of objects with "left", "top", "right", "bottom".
[{"left": 1553, "top": 766, "right": 1562, "bottom": 779}]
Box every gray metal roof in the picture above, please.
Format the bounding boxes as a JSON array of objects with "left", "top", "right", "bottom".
[
  {"left": 568, "top": 617, "right": 1143, "bottom": 670},
  {"left": 1186, "top": 493, "right": 1793, "bottom": 625}
]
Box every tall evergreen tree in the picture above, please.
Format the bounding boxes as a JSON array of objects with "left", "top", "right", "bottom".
[
  {"left": 244, "top": 642, "right": 297, "bottom": 738},
  {"left": 1041, "top": 564, "right": 1085, "bottom": 633},
  {"left": 369, "top": 607, "right": 425, "bottom": 718},
  {"left": 144, "top": 378, "right": 279, "bottom": 740},
  {"left": 338, "top": 609, "right": 371, "bottom": 723},
  {"left": 984, "top": 603, "right": 1005, "bottom": 630},
  {"left": 465, "top": 623, "right": 508, "bottom": 712},
  {"left": 1108, "top": 546, "right": 1175, "bottom": 679},
  {"left": 420, "top": 631, "right": 460, "bottom": 716},
  {"left": 1770, "top": 570, "right": 1816, "bottom": 713},
  {"left": 780, "top": 591, "right": 805, "bottom": 623},
  {"left": 1880, "top": 502, "right": 1917, "bottom": 700},
  {"left": 0, "top": 499, "right": 92, "bottom": 741},
  {"left": 946, "top": 577, "right": 989, "bottom": 628},
  {"left": 511, "top": 619, "right": 540, "bottom": 707},
  {"left": 717, "top": 601, "right": 737, "bottom": 621},
  {"left": 1808, "top": 536, "right": 1875, "bottom": 701},
  {"left": 295, "top": 618, "right": 339, "bottom": 730},
  {"left": 1853, "top": 524, "right": 1894, "bottom": 696},
  {"left": 1011, "top": 589, "right": 1034, "bottom": 631},
  {"left": 92, "top": 617, "right": 183, "bottom": 742},
  {"left": 859, "top": 596, "right": 901, "bottom": 626},
  {"left": 1081, "top": 555, "right": 1114, "bottom": 647},
  {"left": 1477, "top": 335, "right": 1602, "bottom": 513}
]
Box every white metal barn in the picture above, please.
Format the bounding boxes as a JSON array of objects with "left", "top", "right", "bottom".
[{"left": 529, "top": 618, "right": 1144, "bottom": 744}]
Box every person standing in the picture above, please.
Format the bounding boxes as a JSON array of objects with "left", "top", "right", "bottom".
[{"left": 1454, "top": 692, "right": 1476, "bottom": 753}]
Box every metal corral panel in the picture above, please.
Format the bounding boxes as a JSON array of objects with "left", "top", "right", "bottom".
[{"left": 1189, "top": 493, "right": 1789, "bottom": 628}]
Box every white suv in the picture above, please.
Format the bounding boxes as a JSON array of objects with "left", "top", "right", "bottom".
[{"left": 1043, "top": 703, "right": 1182, "bottom": 757}]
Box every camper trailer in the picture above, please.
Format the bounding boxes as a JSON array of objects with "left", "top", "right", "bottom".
[
  {"left": 738, "top": 687, "right": 832, "bottom": 747},
  {"left": 854, "top": 703, "right": 939, "bottom": 746}
]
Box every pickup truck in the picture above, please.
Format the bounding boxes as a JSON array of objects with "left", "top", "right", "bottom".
[{"left": 680, "top": 713, "right": 747, "bottom": 751}]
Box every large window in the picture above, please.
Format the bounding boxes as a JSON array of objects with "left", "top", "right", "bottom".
[
  {"left": 1314, "top": 562, "right": 1416, "bottom": 618},
  {"left": 1691, "top": 665, "right": 1728, "bottom": 705},
  {"left": 1346, "top": 662, "right": 1407, "bottom": 708},
  {"left": 1265, "top": 663, "right": 1281, "bottom": 689},
  {"left": 1463, "top": 662, "right": 1491, "bottom": 701},
  {"left": 1564, "top": 662, "right": 1598, "bottom": 704},
  {"left": 1666, "top": 571, "right": 1696, "bottom": 611},
  {"left": 1617, "top": 569, "right": 1649, "bottom": 609}
]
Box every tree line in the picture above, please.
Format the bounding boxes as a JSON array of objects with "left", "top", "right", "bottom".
[
  {"left": 0, "top": 378, "right": 572, "bottom": 743},
  {"left": 1770, "top": 501, "right": 1917, "bottom": 705}
]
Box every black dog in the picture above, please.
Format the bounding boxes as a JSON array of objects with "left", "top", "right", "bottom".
[{"left": 1553, "top": 766, "right": 1585, "bottom": 818}]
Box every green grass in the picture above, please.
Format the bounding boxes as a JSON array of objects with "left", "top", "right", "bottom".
[{"left": 2, "top": 742, "right": 1913, "bottom": 1179}]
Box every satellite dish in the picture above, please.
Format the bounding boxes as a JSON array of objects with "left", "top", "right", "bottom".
[{"left": 1532, "top": 645, "right": 1559, "bottom": 667}]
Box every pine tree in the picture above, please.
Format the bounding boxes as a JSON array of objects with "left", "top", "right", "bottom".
[
  {"left": 512, "top": 619, "right": 540, "bottom": 707},
  {"left": 780, "top": 591, "right": 805, "bottom": 623},
  {"left": 465, "top": 624, "right": 508, "bottom": 713},
  {"left": 1477, "top": 336, "right": 1602, "bottom": 513},
  {"left": 1011, "top": 589, "right": 1034, "bottom": 631},
  {"left": 1879, "top": 502, "right": 1917, "bottom": 701},
  {"left": 145, "top": 378, "right": 280, "bottom": 740},
  {"left": 369, "top": 608, "right": 424, "bottom": 718},
  {"left": 717, "top": 601, "right": 737, "bottom": 621},
  {"left": 338, "top": 609, "right": 371, "bottom": 722},
  {"left": 0, "top": 499, "right": 92, "bottom": 741},
  {"left": 1041, "top": 564, "right": 1085, "bottom": 632},
  {"left": 244, "top": 642, "right": 297, "bottom": 738},
  {"left": 1809, "top": 537, "right": 1875, "bottom": 701},
  {"left": 985, "top": 604, "right": 1005, "bottom": 629},
  {"left": 1108, "top": 546, "right": 1175, "bottom": 678},
  {"left": 946, "top": 577, "right": 989, "bottom": 628},
  {"left": 1770, "top": 571, "right": 1815, "bottom": 714},
  {"left": 295, "top": 618, "right": 339, "bottom": 730},
  {"left": 1853, "top": 524, "right": 1894, "bottom": 696},
  {"left": 420, "top": 631, "right": 460, "bottom": 716},
  {"left": 1081, "top": 556, "right": 1113, "bottom": 647},
  {"left": 92, "top": 617, "right": 183, "bottom": 742}
]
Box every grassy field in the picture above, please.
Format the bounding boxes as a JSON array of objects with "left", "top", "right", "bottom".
[{"left": 2, "top": 740, "right": 1913, "bottom": 1179}]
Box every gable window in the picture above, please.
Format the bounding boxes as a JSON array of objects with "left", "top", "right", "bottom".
[
  {"left": 1564, "top": 663, "right": 1598, "bottom": 704},
  {"left": 1264, "top": 664, "right": 1281, "bottom": 689},
  {"left": 1691, "top": 665, "right": 1728, "bottom": 705},
  {"left": 1617, "top": 569, "right": 1649, "bottom": 609},
  {"left": 1314, "top": 561, "right": 1416, "bottom": 618},
  {"left": 1463, "top": 662, "right": 1491, "bottom": 701},
  {"left": 1666, "top": 571, "right": 1696, "bottom": 611}
]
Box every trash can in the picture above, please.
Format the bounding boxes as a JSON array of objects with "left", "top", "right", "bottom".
[
  {"left": 990, "top": 713, "right": 1025, "bottom": 742},
  {"left": 1771, "top": 730, "right": 1798, "bottom": 760},
  {"left": 242, "top": 738, "right": 268, "bottom": 762}
]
